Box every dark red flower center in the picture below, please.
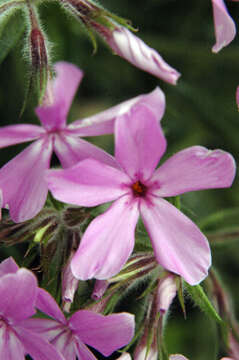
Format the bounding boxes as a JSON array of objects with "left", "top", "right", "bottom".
[{"left": 132, "top": 181, "right": 147, "bottom": 197}]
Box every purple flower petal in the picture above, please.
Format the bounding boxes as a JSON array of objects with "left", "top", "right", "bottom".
[
  {"left": 0, "top": 325, "right": 25, "bottom": 360},
  {"left": 151, "top": 146, "right": 236, "bottom": 197},
  {"left": 36, "top": 62, "right": 84, "bottom": 131},
  {"left": 0, "top": 257, "right": 19, "bottom": 277},
  {"left": 71, "top": 196, "right": 139, "bottom": 280},
  {"left": 15, "top": 326, "right": 65, "bottom": 360},
  {"left": 0, "top": 269, "right": 37, "bottom": 322},
  {"left": 75, "top": 338, "right": 97, "bottom": 360},
  {"left": 69, "top": 87, "right": 165, "bottom": 136},
  {"left": 140, "top": 197, "right": 211, "bottom": 285},
  {"left": 0, "top": 137, "right": 53, "bottom": 222},
  {"left": 0, "top": 124, "right": 44, "bottom": 148},
  {"left": 47, "top": 158, "right": 130, "bottom": 207},
  {"left": 211, "top": 0, "right": 236, "bottom": 52},
  {"left": 69, "top": 310, "right": 135, "bottom": 356},
  {"left": 36, "top": 288, "right": 66, "bottom": 324},
  {"left": 115, "top": 103, "right": 166, "bottom": 181},
  {"left": 53, "top": 133, "right": 118, "bottom": 168},
  {"left": 109, "top": 27, "right": 181, "bottom": 84}
]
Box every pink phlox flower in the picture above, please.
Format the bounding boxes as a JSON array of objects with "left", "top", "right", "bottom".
[
  {"left": 211, "top": 0, "right": 237, "bottom": 52},
  {"left": 46, "top": 99, "right": 236, "bottom": 285},
  {"left": 0, "top": 61, "right": 165, "bottom": 223},
  {"left": 24, "top": 287, "right": 135, "bottom": 360},
  {"left": 0, "top": 257, "right": 64, "bottom": 360}
]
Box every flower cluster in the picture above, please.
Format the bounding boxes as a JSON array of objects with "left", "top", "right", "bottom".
[{"left": 0, "top": 1, "right": 238, "bottom": 359}]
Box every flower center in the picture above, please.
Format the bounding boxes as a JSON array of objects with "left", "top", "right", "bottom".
[{"left": 132, "top": 180, "right": 147, "bottom": 197}]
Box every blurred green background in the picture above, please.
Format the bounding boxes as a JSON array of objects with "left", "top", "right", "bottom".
[{"left": 0, "top": 1, "right": 239, "bottom": 359}]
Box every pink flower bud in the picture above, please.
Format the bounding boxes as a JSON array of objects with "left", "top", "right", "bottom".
[
  {"left": 62, "top": 253, "right": 79, "bottom": 312},
  {"left": 108, "top": 27, "right": 180, "bottom": 84},
  {"left": 156, "top": 274, "right": 177, "bottom": 314}
]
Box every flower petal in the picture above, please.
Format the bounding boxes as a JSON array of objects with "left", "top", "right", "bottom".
[
  {"left": 47, "top": 158, "right": 129, "bottom": 207},
  {"left": 0, "top": 138, "right": 53, "bottom": 222},
  {"left": 151, "top": 146, "right": 236, "bottom": 197},
  {"left": 53, "top": 133, "right": 118, "bottom": 168},
  {"left": 69, "top": 310, "right": 135, "bottom": 356},
  {"left": 71, "top": 196, "right": 139, "bottom": 280},
  {"left": 75, "top": 338, "right": 97, "bottom": 360},
  {"left": 69, "top": 87, "right": 165, "bottom": 136},
  {"left": 140, "top": 197, "right": 211, "bottom": 285},
  {"left": 115, "top": 103, "right": 166, "bottom": 181},
  {"left": 109, "top": 27, "right": 181, "bottom": 84},
  {"left": 15, "top": 326, "right": 65, "bottom": 360},
  {"left": 157, "top": 275, "right": 177, "bottom": 314},
  {"left": 0, "top": 325, "right": 25, "bottom": 360},
  {"left": 0, "top": 124, "right": 44, "bottom": 148},
  {"left": 211, "top": 0, "right": 236, "bottom": 53},
  {"left": 169, "top": 356, "right": 189, "bottom": 360},
  {"left": 0, "top": 257, "right": 19, "bottom": 277},
  {"left": 0, "top": 268, "right": 37, "bottom": 321},
  {"left": 36, "top": 62, "right": 83, "bottom": 131},
  {"left": 36, "top": 288, "right": 66, "bottom": 324}
]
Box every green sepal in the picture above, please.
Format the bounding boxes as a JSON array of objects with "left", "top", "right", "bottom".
[
  {"left": 176, "top": 277, "right": 186, "bottom": 318},
  {"left": 184, "top": 282, "right": 224, "bottom": 325},
  {"left": 0, "top": 8, "right": 25, "bottom": 64}
]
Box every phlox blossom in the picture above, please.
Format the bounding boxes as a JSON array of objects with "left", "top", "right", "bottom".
[
  {"left": 0, "top": 257, "right": 64, "bottom": 360},
  {"left": 47, "top": 96, "right": 235, "bottom": 285},
  {"left": 24, "top": 287, "right": 135, "bottom": 360},
  {"left": 0, "top": 61, "right": 164, "bottom": 222}
]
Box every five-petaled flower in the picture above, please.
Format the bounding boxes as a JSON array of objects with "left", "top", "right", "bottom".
[
  {"left": 0, "top": 257, "right": 64, "bottom": 360},
  {"left": 46, "top": 96, "right": 236, "bottom": 285},
  {"left": 0, "top": 61, "right": 164, "bottom": 222},
  {"left": 24, "top": 287, "right": 135, "bottom": 360}
]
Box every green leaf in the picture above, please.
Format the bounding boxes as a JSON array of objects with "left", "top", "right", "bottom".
[
  {"left": 199, "top": 207, "right": 239, "bottom": 231},
  {"left": 184, "top": 282, "right": 224, "bottom": 325},
  {"left": 0, "top": 9, "right": 25, "bottom": 64}
]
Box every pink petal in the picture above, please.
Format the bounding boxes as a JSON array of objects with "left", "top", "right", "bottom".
[
  {"left": 236, "top": 85, "right": 239, "bottom": 109},
  {"left": 0, "top": 137, "right": 53, "bottom": 222},
  {"left": 169, "top": 356, "right": 189, "bottom": 360},
  {"left": 69, "top": 310, "right": 135, "bottom": 356},
  {"left": 53, "top": 132, "right": 118, "bottom": 168},
  {"left": 151, "top": 146, "right": 236, "bottom": 197},
  {"left": 75, "top": 338, "right": 97, "bottom": 360},
  {"left": 211, "top": 0, "right": 236, "bottom": 53},
  {"left": 36, "top": 62, "right": 83, "bottom": 131},
  {"left": 15, "top": 326, "right": 65, "bottom": 360},
  {"left": 109, "top": 27, "right": 181, "bottom": 84},
  {"left": 140, "top": 197, "right": 211, "bottom": 285},
  {"left": 0, "top": 257, "right": 19, "bottom": 277},
  {"left": 69, "top": 87, "right": 165, "bottom": 136},
  {"left": 0, "top": 268, "right": 37, "bottom": 322},
  {"left": 117, "top": 354, "right": 132, "bottom": 360},
  {"left": 47, "top": 158, "right": 129, "bottom": 207},
  {"left": 36, "top": 288, "right": 66, "bottom": 324},
  {"left": 0, "top": 124, "right": 44, "bottom": 148},
  {"left": 115, "top": 103, "right": 166, "bottom": 181},
  {"left": 71, "top": 196, "right": 139, "bottom": 280},
  {"left": 0, "top": 325, "right": 25, "bottom": 360}
]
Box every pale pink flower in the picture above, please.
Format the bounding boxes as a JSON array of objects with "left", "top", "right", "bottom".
[
  {"left": 211, "top": 0, "right": 237, "bottom": 52},
  {"left": 25, "top": 288, "right": 135, "bottom": 360},
  {"left": 47, "top": 99, "right": 235, "bottom": 285},
  {"left": 0, "top": 257, "right": 64, "bottom": 360},
  {"left": 0, "top": 61, "right": 164, "bottom": 222}
]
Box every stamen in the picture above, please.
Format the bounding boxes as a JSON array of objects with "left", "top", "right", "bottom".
[{"left": 132, "top": 181, "right": 147, "bottom": 197}]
